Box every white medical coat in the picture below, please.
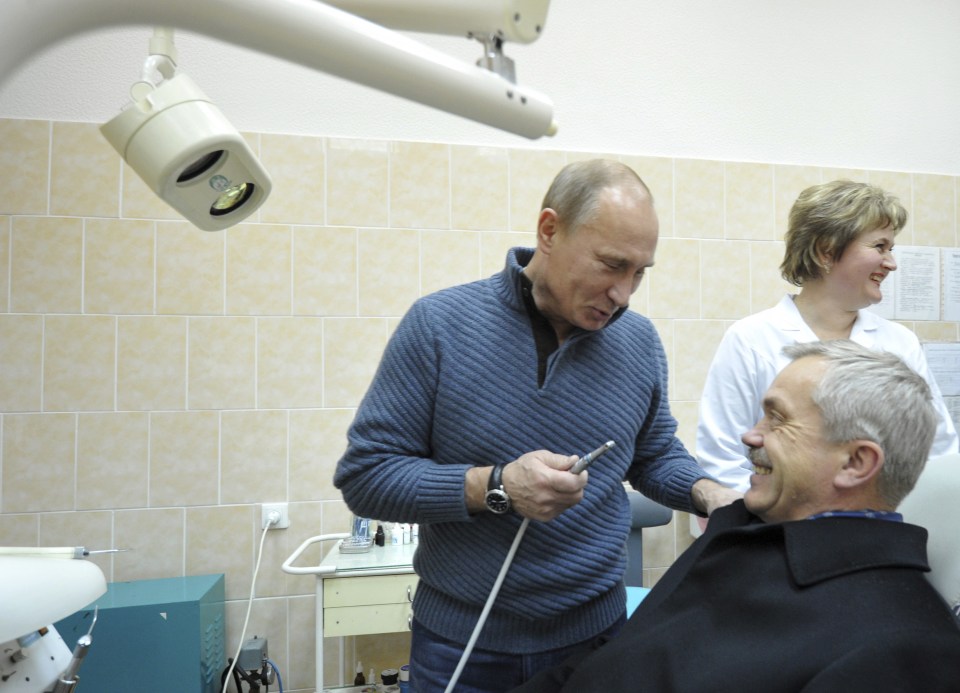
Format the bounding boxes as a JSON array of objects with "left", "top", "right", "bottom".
[{"left": 697, "top": 294, "right": 959, "bottom": 491}]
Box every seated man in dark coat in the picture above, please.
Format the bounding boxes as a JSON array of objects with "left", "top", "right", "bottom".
[{"left": 514, "top": 339, "right": 960, "bottom": 692}]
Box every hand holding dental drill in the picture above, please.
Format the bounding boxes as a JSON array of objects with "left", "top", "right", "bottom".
[
  {"left": 335, "top": 160, "right": 736, "bottom": 693},
  {"left": 465, "top": 451, "right": 585, "bottom": 521},
  {"left": 465, "top": 448, "right": 738, "bottom": 522}
]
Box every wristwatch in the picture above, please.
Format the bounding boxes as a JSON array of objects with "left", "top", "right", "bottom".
[{"left": 484, "top": 464, "right": 511, "bottom": 514}]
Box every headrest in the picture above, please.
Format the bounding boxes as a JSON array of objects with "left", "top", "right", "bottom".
[{"left": 899, "top": 453, "right": 960, "bottom": 609}]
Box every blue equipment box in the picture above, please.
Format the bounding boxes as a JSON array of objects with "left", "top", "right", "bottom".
[{"left": 55, "top": 574, "right": 225, "bottom": 693}]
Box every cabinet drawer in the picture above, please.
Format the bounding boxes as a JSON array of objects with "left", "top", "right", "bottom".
[
  {"left": 323, "top": 574, "right": 418, "bottom": 607},
  {"left": 324, "top": 603, "right": 413, "bottom": 637}
]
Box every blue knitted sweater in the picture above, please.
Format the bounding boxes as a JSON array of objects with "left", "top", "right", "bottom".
[{"left": 334, "top": 248, "right": 709, "bottom": 653}]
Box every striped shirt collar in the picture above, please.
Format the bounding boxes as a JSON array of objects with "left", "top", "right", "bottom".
[{"left": 807, "top": 509, "right": 903, "bottom": 522}]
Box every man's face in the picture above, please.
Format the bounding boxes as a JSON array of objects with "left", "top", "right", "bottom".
[
  {"left": 741, "top": 356, "right": 847, "bottom": 523},
  {"left": 535, "top": 186, "right": 658, "bottom": 340}
]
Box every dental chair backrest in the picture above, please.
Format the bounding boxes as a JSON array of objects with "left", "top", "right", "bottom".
[
  {"left": 899, "top": 453, "right": 960, "bottom": 613},
  {"left": 625, "top": 490, "right": 673, "bottom": 587}
]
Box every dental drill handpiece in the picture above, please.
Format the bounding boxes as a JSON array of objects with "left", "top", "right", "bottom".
[
  {"left": 443, "top": 439, "right": 617, "bottom": 693},
  {"left": 570, "top": 440, "right": 616, "bottom": 474}
]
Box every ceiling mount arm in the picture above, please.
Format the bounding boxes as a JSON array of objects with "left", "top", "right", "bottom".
[
  {"left": 474, "top": 34, "right": 515, "bottom": 83},
  {"left": 0, "top": 0, "right": 558, "bottom": 139},
  {"left": 130, "top": 27, "right": 178, "bottom": 101}
]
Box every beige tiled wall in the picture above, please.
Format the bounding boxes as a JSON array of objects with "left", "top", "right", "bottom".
[{"left": 2, "top": 117, "right": 959, "bottom": 690}]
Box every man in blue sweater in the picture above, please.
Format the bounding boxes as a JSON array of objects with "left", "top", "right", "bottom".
[{"left": 334, "top": 159, "right": 739, "bottom": 692}]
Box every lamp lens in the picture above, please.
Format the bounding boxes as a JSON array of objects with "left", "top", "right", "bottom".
[
  {"left": 210, "top": 182, "right": 255, "bottom": 216},
  {"left": 178, "top": 150, "right": 224, "bottom": 183}
]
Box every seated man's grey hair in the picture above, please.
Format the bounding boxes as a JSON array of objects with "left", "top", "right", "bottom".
[{"left": 783, "top": 339, "right": 937, "bottom": 506}]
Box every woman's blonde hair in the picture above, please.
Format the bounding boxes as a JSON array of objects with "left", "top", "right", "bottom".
[{"left": 780, "top": 180, "right": 907, "bottom": 286}]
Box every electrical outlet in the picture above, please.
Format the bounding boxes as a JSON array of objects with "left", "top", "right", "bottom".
[{"left": 261, "top": 502, "right": 289, "bottom": 530}]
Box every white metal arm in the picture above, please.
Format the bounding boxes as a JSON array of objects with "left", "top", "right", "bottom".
[
  {"left": 0, "top": 0, "right": 557, "bottom": 139},
  {"left": 281, "top": 533, "right": 350, "bottom": 576}
]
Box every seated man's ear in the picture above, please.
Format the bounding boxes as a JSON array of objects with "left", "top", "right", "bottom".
[{"left": 835, "top": 441, "right": 883, "bottom": 489}]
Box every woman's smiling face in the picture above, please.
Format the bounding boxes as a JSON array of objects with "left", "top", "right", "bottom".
[{"left": 824, "top": 226, "right": 897, "bottom": 310}]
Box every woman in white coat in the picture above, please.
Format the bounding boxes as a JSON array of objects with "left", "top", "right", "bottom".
[{"left": 697, "top": 180, "right": 959, "bottom": 492}]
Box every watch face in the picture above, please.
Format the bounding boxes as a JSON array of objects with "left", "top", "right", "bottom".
[{"left": 485, "top": 489, "right": 511, "bottom": 514}]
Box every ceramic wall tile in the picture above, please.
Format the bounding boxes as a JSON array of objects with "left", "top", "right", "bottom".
[
  {"left": 288, "top": 409, "right": 354, "bottom": 503},
  {"left": 2, "top": 413, "right": 75, "bottom": 512},
  {"left": 257, "top": 317, "right": 324, "bottom": 409},
  {"left": 508, "top": 149, "right": 567, "bottom": 232},
  {"left": 327, "top": 139, "right": 389, "bottom": 228},
  {"left": 156, "top": 221, "right": 225, "bottom": 315},
  {"left": 43, "top": 315, "right": 116, "bottom": 412},
  {"left": 117, "top": 316, "right": 187, "bottom": 411},
  {"left": 84, "top": 218, "right": 155, "bottom": 315},
  {"left": 479, "top": 232, "right": 536, "bottom": 278},
  {"left": 220, "top": 409, "right": 287, "bottom": 504},
  {"left": 0, "top": 119, "right": 48, "bottom": 215},
  {"left": 76, "top": 412, "right": 149, "bottom": 510},
  {"left": 647, "top": 238, "right": 700, "bottom": 319},
  {"left": 187, "top": 317, "right": 256, "bottom": 410},
  {"left": 451, "top": 145, "right": 509, "bottom": 231},
  {"left": 420, "top": 229, "right": 481, "bottom": 296},
  {"left": 357, "top": 228, "right": 419, "bottom": 316},
  {"left": 699, "top": 240, "right": 752, "bottom": 319},
  {"left": 913, "top": 322, "right": 959, "bottom": 343},
  {"left": 674, "top": 158, "right": 724, "bottom": 239},
  {"left": 293, "top": 226, "right": 358, "bottom": 316},
  {"left": 773, "top": 164, "right": 821, "bottom": 239},
  {"left": 672, "top": 319, "right": 730, "bottom": 403},
  {"left": 50, "top": 122, "right": 120, "bottom": 219},
  {"left": 868, "top": 170, "right": 915, "bottom": 244},
  {"left": 259, "top": 133, "right": 326, "bottom": 226},
  {"left": 671, "top": 399, "right": 701, "bottom": 457},
  {"left": 0, "top": 216, "right": 9, "bottom": 310},
  {"left": 186, "top": 504, "right": 253, "bottom": 600},
  {"left": 150, "top": 411, "right": 220, "bottom": 507},
  {"left": 11, "top": 217, "right": 83, "bottom": 314},
  {"left": 750, "top": 241, "right": 792, "bottom": 312},
  {"left": 288, "top": 595, "right": 319, "bottom": 690},
  {"left": 621, "top": 155, "right": 675, "bottom": 238},
  {"left": 226, "top": 223, "right": 292, "bottom": 315},
  {"left": 323, "top": 318, "right": 389, "bottom": 408},
  {"left": 389, "top": 141, "right": 450, "bottom": 230},
  {"left": 725, "top": 162, "right": 774, "bottom": 240},
  {"left": 913, "top": 173, "right": 956, "bottom": 247},
  {"left": 821, "top": 166, "right": 869, "bottom": 183},
  {"left": 113, "top": 508, "right": 185, "bottom": 581},
  {"left": 0, "top": 314, "right": 42, "bottom": 412},
  {"left": 0, "top": 513, "right": 39, "bottom": 545}
]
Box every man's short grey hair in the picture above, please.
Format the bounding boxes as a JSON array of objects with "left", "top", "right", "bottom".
[
  {"left": 783, "top": 339, "right": 937, "bottom": 507},
  {"left": 540, "top": 159, "right": 651, "bottom": 232}
]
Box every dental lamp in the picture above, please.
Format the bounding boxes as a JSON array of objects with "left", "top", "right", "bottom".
[
  {"left": 100, "top": 29, "right": 272, "bottom": 231},
  {"left": 0, "top": 0, "right": 558, "bottom": 229}
]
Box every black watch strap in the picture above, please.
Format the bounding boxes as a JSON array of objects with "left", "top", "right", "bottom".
[
  {"left": 488, "top": 463, "right": 505, "bottom": 492},
  {"left": 484, "top": 464, "right": 511, "bottom": 514}
]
